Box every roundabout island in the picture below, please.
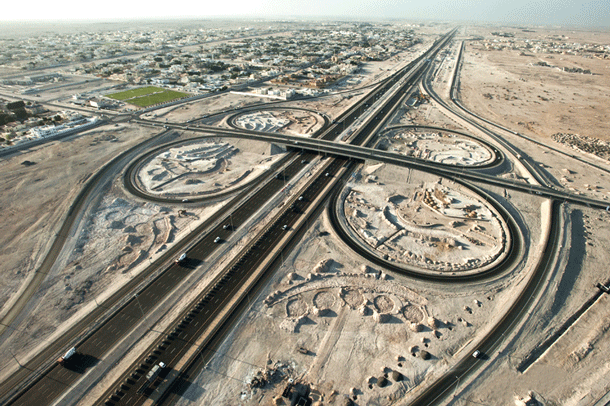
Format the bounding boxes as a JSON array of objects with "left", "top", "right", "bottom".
[{"left": 127, "top": 136, "right": 290, "bottom": 202}]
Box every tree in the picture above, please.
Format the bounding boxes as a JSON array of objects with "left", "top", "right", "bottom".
[
  {"left": 6, "top": 101, "right": 25, "bottom": 110},
  {"left": 13, "top": 107, "right": 28, "bottom": 121},
  {"left": 0, "top": 112, "right": 14, "bottom": 126}
]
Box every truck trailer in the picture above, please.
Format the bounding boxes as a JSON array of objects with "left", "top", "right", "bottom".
[{"left": 57, "top": 347, "right": 77, "bottom": 365}]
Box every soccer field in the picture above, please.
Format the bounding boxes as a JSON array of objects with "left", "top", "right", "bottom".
[
  {"left": 128, "top": 90, "right": 190, "bottom": 107},
  {"left": 106, "top": 86, "right": 162, "bottom": 100},
  {"left": 106, "top": 86, "right": 190, "bottom": 107}
]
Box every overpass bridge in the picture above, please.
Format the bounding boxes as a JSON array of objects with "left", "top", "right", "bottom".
[{"left": 133, "top": 120, "right": 610, "bottom": 211}]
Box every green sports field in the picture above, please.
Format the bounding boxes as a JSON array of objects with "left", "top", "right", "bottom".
[
  {"left": 106, "top": 86, "right": 162, "bottom": 101},
  {"left": 106, "top": 86, "right": 190, "bottom": 107},
  {"left": 128, "top": 90, "right": 190, "bottom": 107}
]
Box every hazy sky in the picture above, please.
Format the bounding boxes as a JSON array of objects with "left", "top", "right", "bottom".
[{"left": 2, "top": 0, "right": 609, "bottom": 26}]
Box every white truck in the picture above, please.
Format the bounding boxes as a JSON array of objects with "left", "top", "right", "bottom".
[
  {"left": 146, "top": 362, "right": 166, "bottom": 382},
  {"left": 138, "top": 362, "right": 166, "bottom": 394},
  {"left": 175, "top": 253, "right": 187, "bottom": 264},
  {"left": 57, "top": 347, "right": 77, "bottom": 365}
]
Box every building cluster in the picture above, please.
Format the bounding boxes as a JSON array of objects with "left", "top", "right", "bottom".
[
  {"left": 0, "top": 25, "right": 282, "bottom": 70},
  {"left": 0, "top": 21, "right": 424, "bottom": 143},
  {"left": 0, "top": 73, "right": 63, "bottom": 86},
  {"left": 0, "top": 98, "right": 96, "bottom": 145},
  {"left": 1, "top": 22, "right": 420, "bottom": 96},
  {"left": 473, "top": 32, "right": 610, "bottom": 60},
  {"left": 29, "top": 115, "right": 98, "bottom": 138}
]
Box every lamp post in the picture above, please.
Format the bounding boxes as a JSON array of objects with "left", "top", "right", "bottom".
[
  {"left": 134, "top": 294, "right": 145, "bottom": 318},
  {"left": 453, "top": 375, "right": 460, "bottom": 398}
]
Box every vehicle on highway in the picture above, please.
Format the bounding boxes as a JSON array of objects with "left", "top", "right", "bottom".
[
  {"left": 325, "top": 172, "right": 330, "bottom": 177},
  {"left": 57, "top": 347, "right": 77, "bottom": 365},
  {"left": 214, "top": 237, "right": 221, "bottom": 243},
  {"left": 301, "top": 159, "right": 307, "bottom": 164},
  {"left": 182, "top": 198, "right": 189, "bottom": 202},
  {"left": 282, "top": 224, "right": 288, "bottom": 230},
  {"left": 146, "top": 362, "right": 166, "bottom": 382},
  {"left": 223, "top": 224, "right": 230, "bottom": 230},
  {"left": 472, "top": 350, "right": 481, "bottom": 358},
  {"left": 138, "top": 362, "right": 166, "bottom": 394},
  {"left": 298, "top": 196, "right": 304, "bottom": 201},
  {"left": 175, "top": 253, "right": 187, "bottom": 264}
]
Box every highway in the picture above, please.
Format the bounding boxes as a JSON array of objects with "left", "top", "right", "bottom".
[
  {"left": 1, "top": 43, "right": 402, "bottom": 405},
  {"left": 94, "top": 157, "right": 348, "bottom": 406},
  {"left": 3, "top": 150, "right": 318, "bottom": 406},
  {"left": 3, "top": 26, "right": 593, "bottom": 406},
  {"left": 3, "top": 29, "right": 442, "bottom": 404},
  {"left": 0, "top": 128, "right": 184, "bottom": 349},
  {"left": 91, "top": 30, "right": 607, "bottom": 406},
  {"left": 89, "top": 28, "right": 460, "bottom": 406}
]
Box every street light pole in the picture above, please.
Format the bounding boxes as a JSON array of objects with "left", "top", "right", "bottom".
[
  {"left": 453, "top": 375, "right": 460, "bottom": 398},
  {"left": 134, "top": 294, "right": 145, "bottom": 318}
]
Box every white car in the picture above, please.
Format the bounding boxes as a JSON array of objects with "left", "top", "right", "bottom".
[
  {"left": 176, "top": 253, "right": 187, "bottom": 263},
  {"left": 472, "top": 350, "right": 481, "bottom": 359},
  {"left": 214, "top": 237, "right": 221, "bottom": 243}
]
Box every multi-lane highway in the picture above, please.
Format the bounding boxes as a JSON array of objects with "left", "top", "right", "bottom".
[
  {"left": 3, "top": 150, "right": 318, "bottom": 406},
  {"left": 89, "top": 28, "right": 461, "bottom": 406},
  {"left": 4, "top": 29, "right": 458, "bottom": 406},
  {"left": 95, "top": 156, "right": 348, "bottom": 406},
  {"left": 5, "top": 26, "right": 597, "bottom": 406}
]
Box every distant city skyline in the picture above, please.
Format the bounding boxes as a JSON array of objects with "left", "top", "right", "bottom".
[{"left": 2, "top": 0, "right": 609, "bottom": 26}]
